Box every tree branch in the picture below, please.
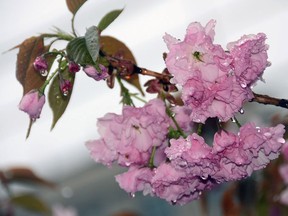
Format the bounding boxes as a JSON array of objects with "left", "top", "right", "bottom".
[{"left": 252, "top": 92, "right": 288, "bottom": 109}]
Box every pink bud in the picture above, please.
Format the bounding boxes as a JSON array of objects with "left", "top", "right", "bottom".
[
  {"left": 68, "top": 61, "right": 80, "bottom": 73},
  {"left": 18, "top": 90, "right": 45, "bottom": 120},
  {"left": 60, "top": 79, "right": 72, "bottom": 96},
  {"left": 33, "top": 56, "right": 48, "bottom": 76}
]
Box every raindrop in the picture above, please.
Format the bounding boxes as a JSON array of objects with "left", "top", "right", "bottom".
[
  {"left": 40, "top": 70, "right": 48, "bottom": 77},
  {"left": 56, "top": 95, "right": 61, "bottom": 99},
  {"left": 231, "top": 117, "right": 236, "bottom": 123},
  {"left": 240, "top": 81, "right": 247, "bottom": 88},
  {"left": 277, "top": 138, "right": 286, "bottom": 144},
  {"left": 130, "top": 193, "right": 135, "bottom": 198},
  {"left": 218, "top": 119, "right": 222, "bottom": 123},
  {"left": 63, "top": 91, "right": 69, "bottom": 97},
  {"left": 264, "top": 132, "right": 272, "bottom": 138},
  {"left": 239, "top": 108, "right": 244, "bottom": 114},
  {"left": 201, "top": 174, "right": 208, "bottom": 180},
  {"left": 125, "top": 162, "right": 131, "bottom": 167},
  {"left": 255, "top": 126, "right": 261, "bottom": 133},
  {"left": 171, "top": 200, "right": 177, "bottom": 205}
]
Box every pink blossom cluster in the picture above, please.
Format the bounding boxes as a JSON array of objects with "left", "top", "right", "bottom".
[
  {"left": 164, "top": 19, "right": 269, "bottom": 123},
  {"left": 86, "top": 20, "right": 286, "bottom": 205},
  {"left": 86, "top": 99, "right": 285, "bottom": 205}
]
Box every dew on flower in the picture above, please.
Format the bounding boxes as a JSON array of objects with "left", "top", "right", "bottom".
[
  {"left": 171, "top": 200, "right": 177, "bottom": 205},
  {"left": 277, "top": 137, "right": 286, "bottom": 144},
  {"left": 40, "top": 70, "right": 48, "bottom": 77},
  {"left": 240, "top": 81, "right": 247, "bottom": 88},
  {"left": 264, "top": 132, "right": 272, "bottom": 138},
  {"left": 239, "top": 108, "right": 244, "bottom": 114}
]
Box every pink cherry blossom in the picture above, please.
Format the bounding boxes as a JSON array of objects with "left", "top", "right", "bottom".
[
  {"left": 83, "top": 64, "right": 109, "bottom": 81},
  {"left": 115, "top": 166, "right": 154, "bottom": 196},
  {"left": 164, "top": 20, "right": 255, "bottom": 123},
  {"left": 170, "top": 106, "right": 194, "bottom": 133},
  {"left": 227, "top": 33, "right": 269, "bottom": 86},
  {"left": 18, "top": 89, "right": 45, "bottom": 119},
  {"left": 213, "top": 123, "right": 285, "bottom": 181},
  {"left": 86, "top": 99, "right": 170, "bottom": 167}
]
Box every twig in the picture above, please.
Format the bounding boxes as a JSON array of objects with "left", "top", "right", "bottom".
[{"left": 252, "top": 92, "right": 288, "bottom": 109}]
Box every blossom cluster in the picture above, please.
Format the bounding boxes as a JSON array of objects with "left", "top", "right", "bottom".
[
  {"left": 86, "top": 20, "right": 286, "bottom": 205},
  {"left": 19, "top": 55, "right": 109, "bottom": 121}
]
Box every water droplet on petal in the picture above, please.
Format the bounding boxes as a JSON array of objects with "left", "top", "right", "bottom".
[
  {"left": 130, "top": 193, "right": 135, "bottom": 198},
  {"left": 125, "top": 162, "right": 131, "bottom": 166},
  {"left": 63, "top": 91, "right": 69, "bottom": 97},
  {"left": 201, "top": 174, "right": 208, "bottom": 180},
  {"left": 171, "top": 200, "right": 177, "bottom": 205},
  {"left": 277, "top": 138, "right": 286, "bottom": 144},
  {"left": 240, "top": 81, "right": 247, "bottom": 88},
  {"left": 231, "top": 117, "right": 236, "bottom": 123},
  {"left": 40, "top": 70, "right": 48, "bottom": 77},
  {"left": 256, "top": 126, "right": 261, "bottom": 133},
  {"left": 264, "top": 132, "right": 272, "bottom": 138},
  {"left": 239, "top": 108, "right": 244, "bottom": 114}
]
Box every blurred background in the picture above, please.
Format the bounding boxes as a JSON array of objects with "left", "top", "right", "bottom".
[{"left": 1, "top": 0, "right": 288, "bottom": 215}]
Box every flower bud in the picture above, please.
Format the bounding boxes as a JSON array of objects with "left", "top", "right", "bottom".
[
  {"left": 60, "top": 79, "right": 72, "bottom": 96},
  {"left": 83, "top": 65, "right": 109, "bottom": 81},
  {"left": 68, "top": 61, "right": 80, "bottom": 73},
  {"left": 33, "top": 56, "right": 48, "bottom": 76},
  {"left": 18, "top": 89, "right": 45, "bottom": 120}
]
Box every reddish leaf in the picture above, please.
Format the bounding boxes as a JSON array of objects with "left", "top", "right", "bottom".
[
  {"left": 16, "top": 36, "right": 48, "bottom": 95},
  {"left": 1, "top": 167, "right": 55, "bottom": 188},
  {"left": 66, "top": 0, "right": 87, "bottom": 15},
  {"left": 221, "top": 184, "right": 240, "bottom": 216},
  {"left": 100, "top": 36, "right": 144, "bottom": 95}
]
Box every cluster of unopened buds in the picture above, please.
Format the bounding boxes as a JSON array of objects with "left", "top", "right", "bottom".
[
  {"left": 18, "top": 52, "right": 109, "bottom": 121},
  {"left": 85, "top": 20, "right": 287, "bottom": 205}
]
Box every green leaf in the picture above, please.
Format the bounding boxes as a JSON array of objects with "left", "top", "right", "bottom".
[
  {"left": 11, "top": 194, "right": 51, "bottom": 215},
  {"left": 98, "top": 9, "right": 124, "bottom": 32},
  {"left": 85, "top": 26, "right": 100, "bottom": 63},
  {"left": 16, "top": 36, "right": 47, "bottom": 95},
  {"left": 66, "top": 0, "right": 87, "bottom": 15},
  {"left": 66, "top": 37, "right": 94, "bottom": 65},
  {"left": 48, "top": 68, "right": 75, "bottom": 130}
]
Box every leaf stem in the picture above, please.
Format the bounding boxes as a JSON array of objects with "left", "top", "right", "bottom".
[{"left": 71, "top": 15, "right": 77, "bottom": 37}]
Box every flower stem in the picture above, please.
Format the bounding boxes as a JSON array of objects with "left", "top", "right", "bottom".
[
  {"left": 166, "top": 106, "right": 187, "bottom": 138},
  {"left": 39, "top": 68, "right": 59, "bottom": 94},
  {"left": 116, "top": 76, "right": 135, "bottom": 106},
  {"left": 148, "top": 146, "right": 157, "bottom": 168}
]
